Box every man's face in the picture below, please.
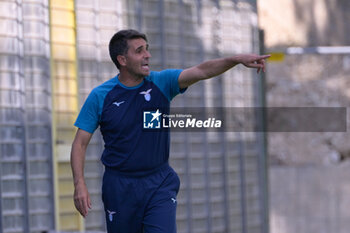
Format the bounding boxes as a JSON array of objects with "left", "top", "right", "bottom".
[{"left": 122, "top": 38, "right": 151, "bottom": 77}]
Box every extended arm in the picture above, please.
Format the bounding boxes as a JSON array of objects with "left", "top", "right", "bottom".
[
  {"left": 70, "top": 128, "right": 93, "bottom": 217},
  {"left": 178, "top": 54, "right": 270, "bottom": 89}
]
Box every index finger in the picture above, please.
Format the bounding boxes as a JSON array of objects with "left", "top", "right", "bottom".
[
  {"left": 258, "top": 54, "right": 271, "bottom": 60},
  {"left": 81, "top": 198, "right": 90, "bottom": 217},
  {"left": 74, "top": 199, "right": 84, "bottom": 217},
  {"left": 88, "top": 194, "right": 92, "bottom": 209}
]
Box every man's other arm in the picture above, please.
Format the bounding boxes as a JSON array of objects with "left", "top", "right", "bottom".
[
  {"left": 71, "top": 128, "right": 93, "bottom": 217},
  {"left": 178, "top": 54, "right": 270, "bottom": 89}
]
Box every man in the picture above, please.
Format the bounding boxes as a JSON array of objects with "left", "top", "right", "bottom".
[{"left": 71, "top": 29, "right": 269, "bottom": 232}]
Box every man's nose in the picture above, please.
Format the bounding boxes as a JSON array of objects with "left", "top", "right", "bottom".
[{"left": 145, "top": 50, "right": 151, "bottom": 58}]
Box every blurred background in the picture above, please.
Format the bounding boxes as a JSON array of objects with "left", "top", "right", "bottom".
[
  {"left": 0, "top": 0, "right": 349, "bottom": 233},
  {"left": 259, "top": 1, "right": 350, "bottom": 233}
]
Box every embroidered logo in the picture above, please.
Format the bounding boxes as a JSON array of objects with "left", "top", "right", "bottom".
[
  {"left": 139, "top": 89, "right": 152, "bottom": 101},
  {"left": 107, "top": 210, "right": 116, "bottom": 222},
  {"left": 171, "top": 198, "right": 177, "bottom": 204},
  {"left": 113, "top": 101, "right": 125, "bottom": 107}
]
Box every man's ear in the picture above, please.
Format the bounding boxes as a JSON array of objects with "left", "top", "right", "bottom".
[{"left": 117, "top": 55, "right": 127, "bottom": 67}]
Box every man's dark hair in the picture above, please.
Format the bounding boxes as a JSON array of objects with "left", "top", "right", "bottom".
[{"left": 109, "top": 29, "right": 148, "bottom": 69}]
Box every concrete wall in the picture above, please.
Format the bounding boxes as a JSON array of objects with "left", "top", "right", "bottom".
[
  {"left": 258, "top": 1, "right": 350, "bottom": 232},
  {"left": 270, "top": 164, "right": 350, "bottom": 233},
  {"left": 267, "top": 54, "right": 350, "bottom": 166},
  {"left": 266, "top": 54, "right": 350, "bottom": 233},
  {"left": 258, "top": 0, "right": 350, "bottom": 48}
]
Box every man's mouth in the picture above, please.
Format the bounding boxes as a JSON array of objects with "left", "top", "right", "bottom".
[{"left": 141, "top": 64, "right": 149, "bottom": 70}]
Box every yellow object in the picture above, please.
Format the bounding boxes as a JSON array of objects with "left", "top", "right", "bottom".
[
  {"left": 268, "top": 52, "right": 285, "bottom": 62},
  {"left": 49, "top": 0, "right": 83, "bottom": 231}
]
